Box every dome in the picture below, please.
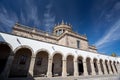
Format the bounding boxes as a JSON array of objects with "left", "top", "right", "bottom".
[{"left": 53, "top": 20, "right": 72, "bottom": 36}]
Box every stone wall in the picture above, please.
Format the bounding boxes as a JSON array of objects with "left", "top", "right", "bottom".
[{"left": 67, "top": 35, "right": 89, "bottom": 50}]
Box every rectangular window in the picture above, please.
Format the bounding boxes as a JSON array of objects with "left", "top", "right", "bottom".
[
  {"left": 77, "top": 40, "right": 80, "bottom": 48},
  {"left": 36, "top": 58, "right": 42, "bottom": 65},
  {"left": 19, "top": 55, "right": 27, "bottom": 65}
]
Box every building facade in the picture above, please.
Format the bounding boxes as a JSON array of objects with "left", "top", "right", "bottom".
[{"left": 0, "top": 21, "right": 120, "bottom": 79}]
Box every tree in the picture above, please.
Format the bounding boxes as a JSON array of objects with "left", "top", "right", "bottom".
[{"left": 111, "top": 53, "right": 117, "bottom": 57}]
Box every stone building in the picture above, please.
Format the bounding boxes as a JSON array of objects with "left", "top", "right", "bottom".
[{"left": 0, "top": 21, "right": 120, "bottom": 80}]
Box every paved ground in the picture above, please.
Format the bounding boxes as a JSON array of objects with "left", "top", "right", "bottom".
[{"left": 6, "top": 74, "right": 120, "bottom": 80}]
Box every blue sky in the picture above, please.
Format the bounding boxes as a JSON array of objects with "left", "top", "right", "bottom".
[{"left": 0, "top": 0, "right": 120, "bottom": 56}]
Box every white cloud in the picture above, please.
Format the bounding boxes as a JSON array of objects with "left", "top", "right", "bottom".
[
  {"left": 114, "top": 2, "right": 120, "bottom": 10},
  {"left": 0, "top": 7, "right": 18, "bottom": 32},
  {"left": 95, "top": 19, "right": 120, "bottom": 49},
  {"left": 24, "top": 0, "right": 41, "bottom": 27},
  {"left": 43, "top": 2, "right": 55, "bottom": 32},
  {"left": 20, "top": 11, "right": 26, "bottom": 24}
]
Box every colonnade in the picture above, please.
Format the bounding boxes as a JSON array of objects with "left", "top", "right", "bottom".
[{"left": 0, "top": 42, "right": 119, "bottom": 78}]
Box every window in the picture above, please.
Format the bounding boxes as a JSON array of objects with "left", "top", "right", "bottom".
[
  {"left": 77, "top": 40, "right": 80, "bottom": 48},
  {"left": 19, "top": 55, "right": 27, "bottom": 65},
  {"left": 59, "top": 29, "right": 62, "bottom": 34},
  {"left": 36, "top": 58, "right": 42, "bottom": 65}
]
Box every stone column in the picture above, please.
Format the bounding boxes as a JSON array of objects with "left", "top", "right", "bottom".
[
  {"left": 1, "top": 54, "right": 14, "bottom": 79},
  {"left": 103, "top": 61, "right": 108, "bottom": 74},
  {"left": 116, "top": 63, "right": 119, "bottom": 73},
  {"left": 62, "top": 59, "right": 67, "bottom": 77},
  {"left": 74, "top": 59, "right": 78, "bottom": 76},
  {"left": 97, "top": 62, "right": 102, "bottom": 75},
  {"left": 110, "top": 62, "right": 115, "bottom": 74},
  {"left": 91, "top": 60, "right": 96, "bottom": 75},
  {"left": 28, "top": 56, "right": 35, "bottom": 77},
  {"left": 47, "top": 58, "right": 53, "bottom": 77},
  {"left": 114, "top": 63, "right": 118, "bottom": 73},
  {"left": 83, "top": 59, "right": 88, "bottom": 76},
  {"left": 107, "top": 61, "right": 112, "bottom": 74}
]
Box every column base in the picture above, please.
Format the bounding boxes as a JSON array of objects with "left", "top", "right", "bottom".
[
  {"left": 74, "top": 72, "right": 78, "bottom": 77},
  {"left": 99, "top": 72, "right": 103, "bottom": 75},
  {"left": 83, "top": 72, "right": 88, "bottom": 76},
  {"left": 91, "top": 72, "right": 96, "bottom": 75},
  {"left": 62, "top": 72, "right": 67, "bottom": 77},
  {"left": 47, "top": 72, "right": 52, "bottom": 77}
]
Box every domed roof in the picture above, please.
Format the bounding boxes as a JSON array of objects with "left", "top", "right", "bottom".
[{"left": 53, "top": 20, "right": 72, "bottom": 31}]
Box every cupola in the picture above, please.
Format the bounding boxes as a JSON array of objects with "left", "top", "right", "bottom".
[{"left": 53, "top": 20, "right": 72, "bottom": 36}]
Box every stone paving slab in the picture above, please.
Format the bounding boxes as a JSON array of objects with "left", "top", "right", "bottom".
[{"left": 7, "top": 74, "right": 120, "bottom": 80}]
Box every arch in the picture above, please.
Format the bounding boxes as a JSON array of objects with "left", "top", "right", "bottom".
[
  {"left": 14, "top": 45, "right": 34, "bottom": 56},
  {"left": 52, "top": 51, "right": 64, "bottom": 59},
  {"left": 9, "top": 47, "right": 32, "bottom": 77},
  {"left": 93, "top": 58, "right": 99, "bottom": 75},
  {"left": 66, "top": 55, "right": 74, "bottom": 76},
  {"left": 77, "top": 56, "right": 83, "bottom": 75},
  {"left": 0, "top": 42, "right": 13, "bottom": 52},
  {"left": 35, "top": 48, "right": 51, "bottom": 59},
  {"left": 52, "top": 53, "right": 62, "bottom": 77},
  {"left": 109, "top": 60, "right": 114, "bottom": 73},
  {"left": 105, "top": 60, "right": 109, "bottom": 74},
  {"left": 65, "top": 53, "right": 74, "bottom": 59},
  {"left": 117, "top": 61, "right": 119, "bottom": 64},
  {"left": 86, "top": 57, "right": 92, "bottom": 75},
  {"left": 34, "top": 50, "right": 49, "bottom": 77},
  {"left": 99, "top": 59, "right": 104, "bottom": 74},
  {"left": 0, "top": 42, "right": 13, "bottom": 74}
]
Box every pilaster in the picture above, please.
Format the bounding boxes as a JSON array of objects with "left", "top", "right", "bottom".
[
  {"left": 1, "top": 54, "right": 14, "bottom": 79},
  {"left": 62, "top": 59, "right": 67, "bottom": 77},
  {"left": 107, "top": 61, "right": 112, "bottom": 74},
  {"left": 28, "top": 56, "right": 35, "bottom": 77},
  {"left": 47, "top": 58, "right": 53, "bottom": 77},
  {"left": 74, "top": 59, "right": 78, "bottom": 76},
  {"left": 91, "top": 60, "right": 96, "bottom": 75},
  {"left": 103, "top": 61, "right": 108, "bottom": 74},
  {"left": 97, "top": 62, "right": 102, "bottom": 75},
  {"left": 111, "top": 62, "right": 115, "bottom": 74},
  {"left": 83, "top": 60, "right": 88, "bottom": 76}
]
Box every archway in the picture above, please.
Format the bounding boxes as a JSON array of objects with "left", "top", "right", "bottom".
[
  {"left": 78, "top": 56, "right": 83, "bottom": 75},
  {"left": 67, "top": 55, "right": 74, "bottom": 76},
  {"left": 52, "top": 53, "right": 62, "bottom": 77},
  {"left": 100, "top": 59, "right": 104, "bottom": 74},
  {"left": 86, "top": 57, "right": 92, "bottom": 75},
  {"left": 0, "top": 42, "right": 12, "bottom": 74},
  {"left": 93, "top": 58, "right": 98, "bottom": 75},
  {"left": 9, "top": 48, "right": 32, "bottom": 77},
  {"left": 34, "top": 51, "right": 48, "bottom": 77},
  {"left": 109, "top": 61, "right": 114, "bottom": 73},
  {"left": 105, "top": 60, "right": 109, "bottom": 74}
]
